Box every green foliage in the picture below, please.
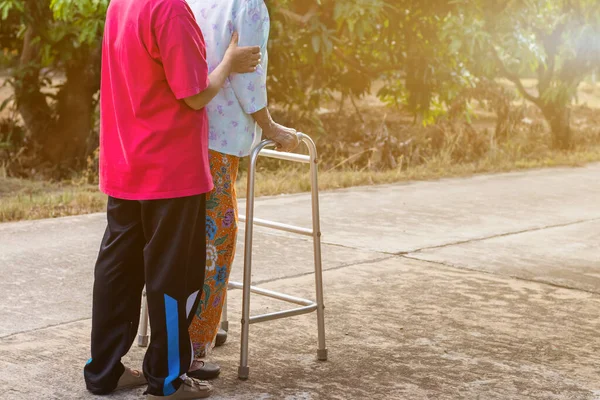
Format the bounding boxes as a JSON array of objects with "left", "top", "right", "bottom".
[
  {"left": 451, "top": 0, "right": 600, "bottom": 105},
  {"left": 446, "top": 0, "right": 600, "bottom": 147},
  {"left": 0, "top": 0, "right": 107, "bottom": 67},
  {"left": 50, "top": 0, "right": 108, "bottom": 45},
  {"left": 1, "top": 0, "right": 599, "bottom": 164},
  {"left": 267, "top": 0, "right": 387, "bottom": 113},
  {"left": 0, "top": 0, "right": 22, "bottom": 67},
  {"left": 0, "top": 0, "right": 106, "bottom": 169},
  {"left": 0, "top": 0, "right": 23, "bottom": 21},
  {"left": 268, "top": 0, "right": 474, "bottom": 123}
]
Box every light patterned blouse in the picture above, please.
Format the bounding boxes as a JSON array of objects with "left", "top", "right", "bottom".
[{"left": 188, "top": 0, "right": 270, "bottom": 157}]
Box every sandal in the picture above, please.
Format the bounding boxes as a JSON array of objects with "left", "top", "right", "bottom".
[
  {"left": 187, "top": 360, "right": 221, "bottom": 380},
  {"left": 116, "top": 367, "right": 147, "bottom": 391}
]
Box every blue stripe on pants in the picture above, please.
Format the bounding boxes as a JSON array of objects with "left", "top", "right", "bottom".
[{"left": 163, "top": 294, "right": 180, "bottom": 396}]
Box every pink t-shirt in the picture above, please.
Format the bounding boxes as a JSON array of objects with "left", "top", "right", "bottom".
[{"left": 99, "top": 0, "right": 213, "bottom": 200}]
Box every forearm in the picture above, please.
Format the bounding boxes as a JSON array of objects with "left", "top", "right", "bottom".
[
  {"left": 184, "top": 58, "right": 233, "bottom": 110},
  {"left": 251, "top": 107, "right": 274, "bottom": 131}
]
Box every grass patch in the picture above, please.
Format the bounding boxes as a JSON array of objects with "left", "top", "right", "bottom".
[
  {"left": 241, "top": 145, "right": 600, "bottom": 197},
  {"left": 0, "top": 177, "right": 106, "bottom": 222},
  {"left": 2, "top": 145, "right": 599, "bottom": 223}
]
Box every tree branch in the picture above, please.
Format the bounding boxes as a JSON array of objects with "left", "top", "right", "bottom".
[{"left": 490, "top": 46, "right": 541, "bottom": 106}]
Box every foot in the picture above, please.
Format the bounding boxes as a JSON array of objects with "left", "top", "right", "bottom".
[
  {"left": 188, "top": 360, "right": 221, "bottom": 380},
  {"left": 147, "top": 377, "right": 212, "bottom": 399},
  {"left": 115, "top": 367, "right": 147, "bottom": 391},
  {"left": 215, "top": 329, "right": 227, "bottom": 347}
]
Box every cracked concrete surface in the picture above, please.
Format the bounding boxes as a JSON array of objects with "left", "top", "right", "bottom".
[{"left": 1, "top": 164, "right": 600, "bottom": 399}]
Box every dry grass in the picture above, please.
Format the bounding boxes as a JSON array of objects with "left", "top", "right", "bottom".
[
  {"left": 240, "top": 146, "right": 600, "bottom": 197},
  {"left": 0, "top": 177, "right": 105, "bottom": 222},
  {"left": 2, "top": 144, "right": 599, "bottom": 223}
]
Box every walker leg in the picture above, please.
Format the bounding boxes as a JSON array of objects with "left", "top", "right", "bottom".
[
  {"left": 215, "top": 290, "right": 228, "bottom": 347},
  {"left": 238, "top": 145, "right": 262, "bottom": 380},
  {"left": 221, "top": 289, "right": 229, "bottom": 332},
  {"left": 138, "top": 289, "right": 149, "bottom": 347},
  {"left": 314, "top": 238, "right": 328, "bottom": 362},
  {"left": 303, "top": 134, "right": 328, "bottom": 361}
]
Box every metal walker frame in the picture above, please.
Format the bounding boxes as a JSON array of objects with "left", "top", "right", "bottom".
[{"left": 138, "top": 133, "right": 328, "bottom": 380}]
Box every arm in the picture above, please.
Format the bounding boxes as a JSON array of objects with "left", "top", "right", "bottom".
[
  {"left": 251, "top": 107, "right": 274, "bottom": 132},
  {"left": 184, "top": 33, "right": 261, "bottom": 110},
  {"left": 184, "top": 57, "right": 232, "bottom": 110},
  {"left": 155, "top": 8, "right": 260, "bottom": 111},
  {"left": 229, "top": 1, "right": 269, "bottom": 115},
  {"left": 251, "top": 107, "right": 299, "bottom": 152},
  {"left": 231, "top": 0, "right": 299, "bottom": 152}
]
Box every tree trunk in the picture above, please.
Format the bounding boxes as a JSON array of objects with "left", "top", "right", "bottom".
[
  {"left": 43, "top": 66, "right": 95, "bottom": 167},
  {"left": 13, "top": 5, "right": 101, "bottom": 173},
  {"left": 542, "top": 103, "right": 572, "bottom": 150},
  {"left": 494, "top": 101, "right": 511, "bottom": 141},
  {"left": 42, "top": 45, "right": 102, "bottom": 169},
  {"left": 13, "top": 26, "right": 55, "bottom": 147}
]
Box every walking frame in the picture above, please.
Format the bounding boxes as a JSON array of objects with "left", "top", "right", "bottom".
[{"left": 138, "top": 133, "right": 328, "bottom": 380}]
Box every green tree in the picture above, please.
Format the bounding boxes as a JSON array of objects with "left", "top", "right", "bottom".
[
  {"left": 0, "top": 0, "right": 107, "bottom": 169},
  {"left": 268, "top": 0, "right": 471, "bottom": 124},
  {"left": 377, "top": 0, "right": 471, "bottom": 124},
  {"left": 451, "top": 0, "right": 600, "bottom": 148},
  {"left": 267, "top": 0, "right": 387, "bottom": 117}
]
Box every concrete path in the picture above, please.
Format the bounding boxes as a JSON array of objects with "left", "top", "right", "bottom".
[{"left": 1, "top": 164, "right": 600, "bottom": 399}]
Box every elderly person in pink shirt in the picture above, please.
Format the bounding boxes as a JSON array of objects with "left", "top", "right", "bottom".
[{"left": 84, "top": 0, "right": 260, "bottom": 398}]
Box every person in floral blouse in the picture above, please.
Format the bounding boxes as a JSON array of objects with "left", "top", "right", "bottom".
[{"left": 186, "top": 0, "right": 299, "bottom": 379}]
